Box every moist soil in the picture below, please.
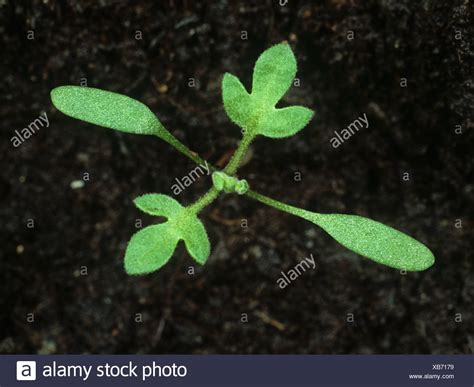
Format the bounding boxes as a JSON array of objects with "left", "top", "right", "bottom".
[{"left": 0, "top": 1, "right": 472, "bottom": 354}]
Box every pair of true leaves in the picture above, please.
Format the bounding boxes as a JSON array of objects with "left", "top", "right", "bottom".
[
  {"left": 128, "top": 43, "right": 310, "bottom": 274},
  {"left": 125, "top": 43, "right": 311, "bottom": 274}
]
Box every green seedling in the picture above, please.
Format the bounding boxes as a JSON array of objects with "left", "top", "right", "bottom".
[{"left": 51, "top": 42, "right": 435, "bottom": 275}]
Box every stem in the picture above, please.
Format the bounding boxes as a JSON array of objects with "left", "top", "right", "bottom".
[
  {"left": 169, "top": 128, "right": 256, "bottom": 214},
  {"left": 159, "top": 131, "right": 212, "bottom": 169},
  {"left": 162, "top": 129, "right": 320, "bottom": 223},
  {"left": 189, "top": 130, "right": 254, "bottom": 213},
  {"left": 246, "top": 189, "right": 324, "bottom": 225},
  {"left": 159, "top": 126, "right": 256, "bottom": 214},
  {"left": 187, "top": 187, "right": 220, "bottom": 214},
  {"left": 223, "top": 130, "right": 255, "bottom": 175},
  {"left": 161, "top": 130, "right": 308, "bottom": 219},
  {"left": 245, "top": 189, "right": 316, "bottom": 219},
  {"left": 160, "top": 124, "right": 253, "bottom": 176}
]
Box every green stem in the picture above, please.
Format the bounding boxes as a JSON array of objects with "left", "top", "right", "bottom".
[
  {"left": 187, "top": 187, "right": 220, "bottom": 214},
  {"left": 223, "top": 130, "right": 255, "bottom": 175},
  {"left": 162, "top": 130, "right": 305, "bottom": 219},
  {"left": 165, "top": 127, "right": 256, "bottom": 215},
  {"left": 160, "top": 127, "right": 257, "bottom": 214},
  {"left": 190, "top": 131, "right": 255, "bottom": 213},
  {"left": 245, "top": 189, "right": 320, "bottom": 221},
  {"left": 159, "top": 131, "right": 211, "bottom": 169}
]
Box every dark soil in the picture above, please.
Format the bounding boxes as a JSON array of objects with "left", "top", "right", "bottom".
[{"left": 0, "top": 1, "right": 472, "bottom": 354}]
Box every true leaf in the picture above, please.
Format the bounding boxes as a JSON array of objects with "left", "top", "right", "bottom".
[
  {"left": 134, "top": 194, "right": 183, "bottom": 218},
  {"left": 222, "top": 73, "right": 252, "bottom": 129},
  {"left": 127, "top": 193, "right": 212, "bottom": 274},
  {"left": 301, "top": 211, "right": 435, "bottom": 271},
  {"left": 51, "top": 86, "right": 168, "bottom": 137},
  {"left": 124, "top": 224, "right": 179, "bottom": 275},
  {"left": 179, "top": 217, "right": 211, "bottom": 264},
  {"left": 221, "top": 42, "right": 314, "bottom": 138},
  {"left": 258, "top": 105, "right": 314, "bottom": 138},
  {"left": 251, "top": 42, "right": 297, "bottom": 107}
]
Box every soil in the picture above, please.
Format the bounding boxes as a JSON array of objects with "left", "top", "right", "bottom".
[{"left": 0, "top": 1, "right": 472, "bottom": 354}]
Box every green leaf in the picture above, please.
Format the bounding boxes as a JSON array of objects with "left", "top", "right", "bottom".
[
  {"left": 303, "top": 212, "right": 435, "bottom": 271},
  {"left": 221, "top": 42, "right": 313, "bottom": 139},
  {"left": 252, "top": 42, "right": 297, "bottom": 107},
  {"left": 258, "top": 106, "right": 314, "bottom": 138},
  {"left": 222, "top": 73, "right": 252, "bottom": 129},
  {"left": 126, "top": 193, "right": 212, "bottom": 274},
  {"left": 134, "top": 194, "right": 183, "bottom": 218},
  {"left": 180, "top": 217, "right": 211, "bottom": 264},
  {"left": 124, "top": 224, "right": 179, "bottom": 275},
  {"left": 245, "top": 190, "right": 435, "bottom": 271},
  {"left": 51, "top": 86, "right": 168, "bottom": 137}
]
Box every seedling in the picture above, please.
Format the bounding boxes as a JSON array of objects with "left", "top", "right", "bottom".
[{"left": 51, "top": 42, "right": 435, "bottom": 275}]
